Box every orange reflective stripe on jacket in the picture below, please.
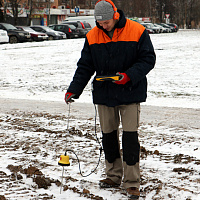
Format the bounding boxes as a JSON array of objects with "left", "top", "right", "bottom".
[{"left": 86, "top": 19, "right": 146, "bottom": 45}]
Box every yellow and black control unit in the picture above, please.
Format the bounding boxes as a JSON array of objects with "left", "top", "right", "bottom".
[
  {"left": 58, "top": 154, "right": 70, "bottom": 166},
  {"left": 96, "top": 74, "right": 122, "bottom": 82}
]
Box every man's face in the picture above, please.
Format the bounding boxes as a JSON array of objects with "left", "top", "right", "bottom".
[{"left": 97, "top": 18, "right": 116, "bottom": 32}]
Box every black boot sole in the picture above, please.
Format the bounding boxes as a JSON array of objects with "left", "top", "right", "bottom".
[{"left": 99, "top": 182, "right": 120, "bottom": 188}]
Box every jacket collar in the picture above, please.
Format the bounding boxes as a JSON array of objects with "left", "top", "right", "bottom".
[{"left": 96, "top": 10, "right": 126, "bottom": 32}]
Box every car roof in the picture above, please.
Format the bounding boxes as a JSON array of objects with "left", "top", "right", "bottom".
[
  {"left": 64, "top": 16, "right": 96, "bottom": 28},
  {"left": 30, "top": 25, "right": 44, "bottom": 27},
  {"left": 53, "top": 24, "right": 69, "bottom": 26},
  {"left": 63, "top": 21, "right": 79, "bottom": 24}
]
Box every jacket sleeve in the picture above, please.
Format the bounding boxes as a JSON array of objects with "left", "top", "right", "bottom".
[
  {"left": 67, "top": 38, "right": 95, "bottom": 98},
  {"left": 126, "top": 29, "right": 156, "bottom": 85}
]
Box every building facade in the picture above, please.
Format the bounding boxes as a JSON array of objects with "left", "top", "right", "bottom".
[{"left": 1, "top": 0, "right": 96, "bottom": 25}]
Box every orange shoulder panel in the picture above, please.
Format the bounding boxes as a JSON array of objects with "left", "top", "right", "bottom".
[
  {"left": 86, "top": 26, "right": 111, "bottom": 45},
  {"left": 87, "top": 19, "right": 145, "bottom": 45},
  {"left": 114, "top": 19, "right": 145, "bottom": 42}
]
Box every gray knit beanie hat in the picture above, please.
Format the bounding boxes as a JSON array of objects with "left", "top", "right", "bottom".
[{"left": 94, "top": 1, "right": 114, "bottom": 21}]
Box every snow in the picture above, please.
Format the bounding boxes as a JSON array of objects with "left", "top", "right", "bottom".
[
  {"left": 147, "top": 29, "right": 200, "bottom": 109},
  {"left": 1, "top": 29, "right": 200, "bottom": 108},
  {"left": 0, "top": 29, "right": 200, "bottom": 199}
]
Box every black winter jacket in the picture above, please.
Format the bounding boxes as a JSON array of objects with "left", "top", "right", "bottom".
[{"left": 67, "top": 10, "right": 156, "bottom": 107}]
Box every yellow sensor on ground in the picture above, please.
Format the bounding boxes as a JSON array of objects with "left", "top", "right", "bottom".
[{"left": 58, "top": 154, "right": 70, "bottom": 166}]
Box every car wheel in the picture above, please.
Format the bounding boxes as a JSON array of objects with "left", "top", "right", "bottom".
[
  {"left": 48, "top": 36, "right": 54, "bottom": 40},
  {"left": 9, "top": 36, "right": 18, "bottom": 44}
]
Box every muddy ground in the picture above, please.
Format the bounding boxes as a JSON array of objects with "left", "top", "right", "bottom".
[{"left": 0, "top": 98, "right": 199, "bottom": 200}]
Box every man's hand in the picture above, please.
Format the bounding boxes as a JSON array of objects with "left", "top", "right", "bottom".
[
  {"left": 65, "top": 92, "right": 75, "bottom": 104},
  {"left": 114, "top": 72, "right": 130, "bottom": 85}
]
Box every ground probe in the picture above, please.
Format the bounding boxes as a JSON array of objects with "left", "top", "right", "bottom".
[{"left": 58, "top": 103, "right": 103, "bottom": 193}]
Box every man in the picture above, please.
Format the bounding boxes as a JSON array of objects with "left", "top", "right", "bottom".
[{"left": 65, "top": 0, "right": 156, "bottom": 199}]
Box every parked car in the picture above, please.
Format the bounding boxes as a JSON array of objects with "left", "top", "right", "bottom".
[
  {"left": 0, "top": 29, "right": 9, "bottom": 44},
  {"left": 56, "top": 31, "right": 67, "bottom": 39},
  {"left": 141, "top": 23, "right": 160, "bottom": 33},
  {"left": 141, "top": 23, "right": 156, "bottom": 34},
  {"left": 153, "top": 24, "right": 164, "bottom": 33},
  {"left": 0, "top": 23, "right": 31, "bottom": 43},
  {"left": 82, "top": 21, "right": 92, "bottom": 33},
  {"left": 48, "top": 24, "right": 79, "bottom": 39},
  {"left": 157, "top": 23, "right": 175, "bottom": 32},
  {"left": 167, "top": 23, "right": 179, "bottom": 32},
  {"left": 16, "top": 26, "right": 48, "bottom": 41},
  {"left": 152, "top": 24, "right": 163, "bottom": 33},
  {"left": 30, "top": 25, "right": 66, "bottom": 40},
  {"left": 162, "top": 23, "right": 176, "bottom": 32},
  {"left": 64, "top": 16, "right": 96, "bottom": 28},
  {"left": 145, "top": 27, "right": 154, "bottom": 34},
  {"left": 154, "top": 24, "right": 170, "bottom": 33},
  {"left": 62, "top": 21, "right": 90, "bottom": 38}
]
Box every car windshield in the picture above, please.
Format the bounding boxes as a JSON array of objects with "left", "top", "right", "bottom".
[
  {"left": 142, "top": 24, "right": 151, "bottom": 28},
  {"left": 67, "top": 24, "right": 76, "bottom": 29},
  {"left": 83, "top": 22, "right": 91, "bottom": 28},
  {"left": 64, "top": 22, "right": 78, "bottom": 28},
  {"left": 3, "top": 24, "right": 18, "bottom": 30},
  {"left": 155, "top": 24, "right": 161, "bottom": 27},
  {"left": 163, "top": 24, "right": 170, "bottom": 28},
  {"left": 42, "top": 26, "right": 54, "bottom": 32},
  {"left": 23, "top": 27, "right": 36, "bottom": 32},
  {"left": 146, "top": 23, "right": 153, "bottom": 28}
]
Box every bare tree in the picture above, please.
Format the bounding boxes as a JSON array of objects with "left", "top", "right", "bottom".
[
  {"left": 0, "top": 0, "right": 4, "bottom": 22},
  {"left": 2, "top": 0, "right": 199, "bottom": 28},
  {"left": 87, "top": 0, "right": 200, "bottom": 28},
  {"left": 187, "top": 0, "right": 200, "bottom": 28},
  {"left": 7, "top": 0, "right": 22, "bottom": 25},
  {"left": 25, "top": 0, "right": 51, "bottom": 26},
  {"left": 26, "top": 0, "right": 35, "bottom": 26}
]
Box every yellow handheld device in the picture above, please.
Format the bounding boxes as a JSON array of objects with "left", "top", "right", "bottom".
[{"left": 96, "top": 75, "right": 122, "bottom": 81}]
